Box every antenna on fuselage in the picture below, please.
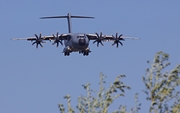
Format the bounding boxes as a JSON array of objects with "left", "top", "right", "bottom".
[{"left": 40, "top": 13, "right": 94, "bottom": 33}]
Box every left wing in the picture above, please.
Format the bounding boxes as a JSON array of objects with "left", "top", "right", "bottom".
[
  {"left": 86, "top": 33, "right": 139, "bottom": 41},
  {"left": 86, "top": 32, "right": 139, "bottom": 47}
]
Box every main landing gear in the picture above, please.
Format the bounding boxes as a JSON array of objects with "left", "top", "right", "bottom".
[
  {"left": 79, "top": 50, "right": 91, "bottom": 56},
  {"left": 64, "top": 52, "right": 70, "bottom": 56},
  {"left": 83, "top": 51, "right": 89, "bottom": 56}
]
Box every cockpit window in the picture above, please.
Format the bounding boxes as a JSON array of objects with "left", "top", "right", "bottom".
[{"left": 77, "top": 35, "right": 85, "bottom": 38}]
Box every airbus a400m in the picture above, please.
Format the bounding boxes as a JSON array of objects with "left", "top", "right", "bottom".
[{"left": 12, "top": 13, "right": 139, "bottom": 56}]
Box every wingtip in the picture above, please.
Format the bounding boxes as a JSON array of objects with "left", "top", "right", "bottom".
[
  {"left": 40, "top": 17, "right": 46, "bottom": 19},
  {"left": 133, "top": 37, "right": 140, "bottom": 40},
  {"left": 122, "top": 37, "right": 140, "bottom": 40},
  {"left": 11, "top": 38, "right": 18, "bottom": 40}
]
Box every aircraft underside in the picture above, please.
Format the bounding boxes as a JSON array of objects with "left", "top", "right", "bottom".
[{"left": 63, "top": 46, "right": 91, "bottom": 56}]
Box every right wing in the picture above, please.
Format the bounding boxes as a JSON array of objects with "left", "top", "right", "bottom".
[
  {"left": 11, "top": 33, "right": 69, "bottom": 41},
  {"left": 11, "top": 33, "right": 69, "bottom": 48}
]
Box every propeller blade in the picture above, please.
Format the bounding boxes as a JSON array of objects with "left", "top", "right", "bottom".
[
  {"left": 97, "top": 42, "right": 99, "bottom": 47},
  {"left": 59, "top": 40, "right": 63, "bottom": 45},
  {"left": 116, "top": 43, "right": 119, "bottom": 48},
  {"left": 119, "top": 41, "right": 123, "bottom": 46},
  {"left": 39, "top": 33, "right": 42, "bottom": 39},
  {"left": 112, "top": 42, "right": 115, "bottom": 46},
  {"left": 56, "top": 42, "right": 59, "bottom": 47},
  {"left": 93, "top": 32, "right": 104, "bottom": 47},
  {"left": 116, "top": 33, "right": 118, "bottom": 39},
  {"left": 100, "top": 32, "right": 102, "bottom": 38},
  {"left": 52, "top": 32, "right": 63, "bottom": 47},
  {"left": 32, "top": 33, "right": 44, "bottom": 48},
  {"left": 112, "top": 35, "right": 115, "bottom": 39},
  {"left": 120, "top": 38, "right": 125, "bottom": 41},
  {"left": 56, "top": 32, "right": 59, "bottom": 38},
  {"left": 100, "top": 41, "right": 104, "bottom": 46},
  {"left": 52, "top": 42, "right": 56, "bottom": 45},
  {"left": 32, "top": 42, "right": 36, "bottom": 45},
  {"left": 93, "top": 40, "right": 97, "bottom": 44},
  {"left": 118, "top": 34, "right": 123, "bottom": 38},
  {"left": 36, "top": 43, "right": 38, "bottom": 48},
  {"left": 40, "top": 43, "right": 43, "bottom": 48},
  {"left": 112, "top": 33, "right": 124, "bottom": 48},
  {"left": 95, "top": 32, "right": 99, "bottom": 38},
  {"left": 35, "top": 34, "right": 38, "bottom": 39}
]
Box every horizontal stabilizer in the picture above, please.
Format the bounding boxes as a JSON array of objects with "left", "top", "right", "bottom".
[
  {"left": 40, "top": 13, "right": 94, "bottom": 33},
  {"left": 40, "top": 15, "right": 94, "bottom": 19},
  {"left": 40, "top": 16, "right": 69, "bottom": 19},
  {"left": 71, "top": 16, "right": 94, "bottom": 18}
]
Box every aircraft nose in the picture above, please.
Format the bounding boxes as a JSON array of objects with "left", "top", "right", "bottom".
[{"left": 79, "top": 38, "right": 86, "bottom": 46}]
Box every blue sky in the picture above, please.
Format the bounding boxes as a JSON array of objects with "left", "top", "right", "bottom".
[{"left": 1, "top": 1, "right": 180, "bottom": 113}]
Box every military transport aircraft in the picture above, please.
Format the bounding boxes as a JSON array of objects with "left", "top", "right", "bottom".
[{"left": 12, "top": 13, "right": 139, "bottom": 56}]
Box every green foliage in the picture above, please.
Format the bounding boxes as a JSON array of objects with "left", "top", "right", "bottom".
[
  {"left": 58, "top": 73, "right": 140, "bottom": 113},
  {"left": 58, "top": 51, "right": 180, "bottom": 113},
  {"left": 142, "top": 51, "right": 180, "bottom": 113}
]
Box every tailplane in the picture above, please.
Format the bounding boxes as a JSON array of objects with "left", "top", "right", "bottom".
[{"left": 40, "top": 13, "right": 94, "bottom": 33}]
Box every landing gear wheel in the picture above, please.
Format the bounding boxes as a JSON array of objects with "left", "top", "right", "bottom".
[
  {"left": 79, "top": 51, "right": 83, "bottom": 54},
  {"left": 83, "top": 51, "right": 89, "bottom": 56},
  {"left": 64, "top": 52, "right": 70, "bottom": 56},
  {"left": 67, "top": 52, "right": 70, "bottom": 56}
]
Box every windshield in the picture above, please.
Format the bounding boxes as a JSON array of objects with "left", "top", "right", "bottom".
[{"left": 77, "top": 35, "right": 85, "bottom": 38}]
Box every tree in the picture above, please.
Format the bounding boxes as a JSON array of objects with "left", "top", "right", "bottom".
[
  {"left": 142, "top": 51, "right": 180, "bottom": 113},
  {"left": 58, "top": 51, "right": 180, "bottom": 113}
]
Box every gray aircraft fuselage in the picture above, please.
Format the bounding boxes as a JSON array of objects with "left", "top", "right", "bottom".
[{"left": 63, "top": 33, "right": 90, "bottom": 52}]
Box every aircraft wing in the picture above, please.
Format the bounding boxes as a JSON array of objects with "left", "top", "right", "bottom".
[
  {"left": 11, "top": 37, "right": 37, "bottom": 41},
  {"left": 104, "top": 35, "right": 140, "bottom": 41},
  {"left": 42, "top": 34, "right": 69, "bottom": 41},
  {"left": 12, "top": 33, "right": 69, "bottom": 48},
  {"left": 86, "top": 33, "right": 99, "bottom": 40},
  {"left": 11, "top": 33, "right": 69, "bottom": 41},
  {"left": 86, "top": 33, "right": 139, "bottom": 41}
]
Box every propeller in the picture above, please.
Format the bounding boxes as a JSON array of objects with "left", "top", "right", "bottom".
[
  {"left": 52, "top": 32, "right": 63, "bottom": 47},
  {"left": 112, "top": 33, "right": 125, "bottom": 48},
  {"left": 93, "top": 32, "right": 104, "bottom": 47},
  {"left": 32, "top": 33, "right": 45, "bottom": 48}
]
